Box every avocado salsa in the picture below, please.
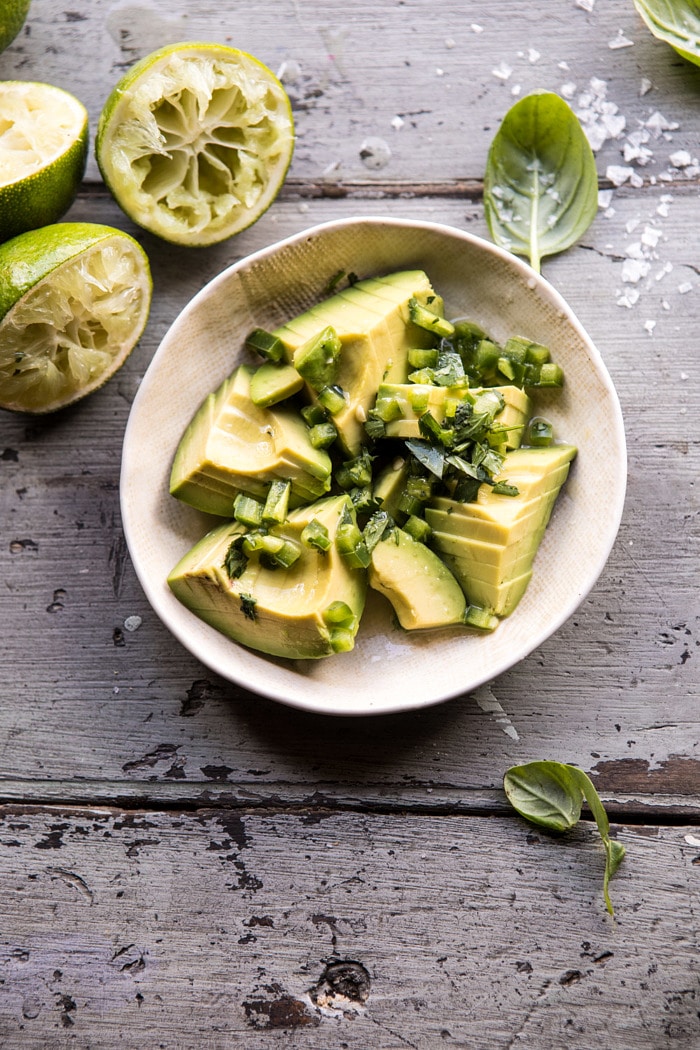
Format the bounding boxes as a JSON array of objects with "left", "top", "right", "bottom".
[{"left": 167, "top": 270, "right": 576, "bottom": 660}]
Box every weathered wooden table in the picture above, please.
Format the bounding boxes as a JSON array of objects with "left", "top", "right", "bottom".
[{"left": 1, "top": 2, "right": 699, "bottom": 1046}]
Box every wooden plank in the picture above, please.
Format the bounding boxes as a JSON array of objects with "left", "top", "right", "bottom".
[
  {"left": 1, "top": 805, "right": 698, "bottom": 1048},
  {"left": 1, "top": 0, "right": 699, "bottom": 186}
]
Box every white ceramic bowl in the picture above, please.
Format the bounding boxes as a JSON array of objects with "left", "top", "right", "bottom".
[{"left": 121, "top": 217, "right": 626, "bottom": 716}]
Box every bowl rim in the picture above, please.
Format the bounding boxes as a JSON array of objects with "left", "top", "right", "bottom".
[{"left": 120, "top": 215, "right": 627, "bottom": 716}]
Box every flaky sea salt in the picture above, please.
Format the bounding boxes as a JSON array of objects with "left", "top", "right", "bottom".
[
  {"left": 607, "top": 164, "right": 635, "bottom": 186},
  {"left": 621, "top": 258, "right": 650, "bottom": 284},
  {"left": 598, "top": 189, "right": 614, "bottom": 209},
  {"left": 645, "top": 111, "right": 680, "bottom": 137},
  {"left": 640, "top": 77, "right": 653, "bottom": 97},
  {"left": 492, "top": 61, "right": 513, "bottom": 80},
  {"left": 641, "top": 226, "right": 661, "bottom": 248},
  {"left": 669, "top": 149, "right": 692, "bottom": 168},
  {"left": 609, "top": 30, "right": 634, "bottom": 49},
  {"left": 644, "top": 320, "right": 656, "bottom": 334},
  {"left": 561, "top": 81, "right": 577, "bottom": 99},
  {"left": 576, "top": 0, "right": 596, "bottom": 11},
  {"left": 678, "top": 281, "right": 694, "bottom": 294}
]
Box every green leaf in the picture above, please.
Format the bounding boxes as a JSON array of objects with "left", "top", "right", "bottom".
[
  {"left": 484, "top": 91, "right": 599, "bottom": 272},
  {"left": 634, "top": 0, "right": 700, "bottom": 66},
  {"left": 503, "top": 761, "right": 583, "bottom": 831},
  {"left": 503, "top": 760, "right": 626, "bottom": 916}
]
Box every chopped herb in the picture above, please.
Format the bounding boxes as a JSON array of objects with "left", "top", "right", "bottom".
[
  {"left": 239, "top": 593, "right": 257, "bottom": 621},
  {"left": 224, "top": 536, "right": 248, "bottom": 579}
]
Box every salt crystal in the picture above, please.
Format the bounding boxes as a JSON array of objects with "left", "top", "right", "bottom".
[
  {"left": 626, "top": 242, "right": 645, "bottom": 260},
  {"left": 511, "top": 84, "right": 522, "bottom": 96},
  {"left": 471, "top": 23, "right": 484, "bottom": 33},
  {"left": 680, "top": 372, "right": 689, "bottom": 380},
  {"left": 576, "top": 0, "right": 595, "bottom": 10},
  {"left": 558, "top": 61, "right": 570, "bottom": 71},
  {"left": 391, "top": 115, "right": 405, "bottom": 130},
  {"left": 586, "top": 123, "right": 609, "bottom": 152},
  {"left": 617, "top": 289, "right": 640, "bottom": 307},
  {"left": 655, "top": 262, "right": 673, "bottom": 280},
  {"left": 605, "top": 207, "right": 616, "bottom": 218},
  {"left": 590, "top": 76, "right": 608, "bottom": 97},
  {"left": 630, "top": 171, "right": 644, "bottom": 188},
  {"left": 609, "top": 30, "right": 634, "bottom": 49},
  {"left": 598, "top": 189, "right": 614, "bottom": 208},
  {"left": 625, "top": 218, "right": 640, "bottom": 234},
  {"left": 436, "top": 67, "right": 444, "bottom": 76},
  {"left": 528, "top": 48, "right": 541, "bottom": 63},
  {"left": 561, "top": 81, "right": 577, "bottom": 99},
  {"left": 606, "top": 164, "right": 634, "bottom": 186},
  {"left": 643, "top": 320, "right": 656, "bottom": 334},
  {"left": 492, "top": 61, "right": 512, "bottom": 80},
  {"left": 124, "top": 615, "right": 142, "bottom": 632},
  {"left": 662, "top": 301, "right": 671, "bottom": 310},
  {"left": 669, "top": 149, "right": 692, "bottom": 168},
  {"left": 623, "top": 141, "right": 653, "bottom": 165},
  {"left": 645, "top": 111, "right": 680, "bottom": 137},
  {"left": 640, "top": 77, "right": 653, "bottom": 97},
  {"left": 445, "top": 37, "right": 456, "bottom": 49},
  {"left": 621, "top": 258, "right": 650, "bottom": 283},
  {"left": 678, "top": 281, "right": 693, "bottom": 294},
  {"left": 656, "top": 194, "right": 673, "bottom": 217},
  {"left": 641, "top": 226, "right": 661, "bottom": 248},
  {"left": 602, "top": 112, "right": 626, "bottom": 139}
]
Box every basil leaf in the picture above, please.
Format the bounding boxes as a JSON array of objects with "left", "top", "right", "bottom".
[
  {"left": 484, "top": 91, "right": 599, "bottom": 272},
  {"left": 503, "top": 760, "right": 582, "bottom": 831},
  {"left": 634, "top": 0, "right": 700, "bottom": 66},
  {"left": 504, "top": 760, "right": 626, "bottom": 916}
]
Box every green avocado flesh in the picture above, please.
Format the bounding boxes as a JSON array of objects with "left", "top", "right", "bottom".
[
  {"left": 168, "top": 495, "right": 367, "bottom": 659},
  {"left": 273, "top": 271, "right": 440, "bottom": 455},
  {"left": 368, "top": 526, "right": 467, "bottom": 630},
  {"left": 167, "top": 269, "right": 577, "bottom": 660},
  {"left": 378, "top": 383, "right": 531, "bottom": 447},
  {"left": 426, "top": 445, "right": 577, "bottom": 616},
  {"left": 169, "top": 365, "right": 332, "bottom": 515}
]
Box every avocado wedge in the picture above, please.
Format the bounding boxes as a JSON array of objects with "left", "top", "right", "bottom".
[
  {"left": 426, "top": 445, "right": 577, "bottom": 616},
  {"left": 169, "top": 365, "right": 332, "bottom": 516},
  {"left": 167, "top": 495, "right": 367, "bottom": 659}
]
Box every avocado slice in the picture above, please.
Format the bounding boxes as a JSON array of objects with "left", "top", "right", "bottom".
[
  {"left": 426, "top": 444, "right": 577, "bottom": 617},
  {"left": 168, "top": 495, "right": 367, "bottom": 660},
  {"left": 377, "top": 383, "right": 531, "bottom": 448},
  {"left": 169, "top": 365, "right": 332, "bottom": 516},
  {"left": 368, "top": 526, "right": 467, "bottom": 630},
  {"left": 272, "top": 270, "right": 441, "bottom": 455}
]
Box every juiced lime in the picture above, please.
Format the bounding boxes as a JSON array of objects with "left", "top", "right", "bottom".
[
  {"left": 95, "top": 42, "right": 295, "bottom": 246},
  {"left": 0, "top": 81, "right": 88, "bottom": 243},
  {"left": 0, "top": 223, "right": 152, "bottom": 413}
]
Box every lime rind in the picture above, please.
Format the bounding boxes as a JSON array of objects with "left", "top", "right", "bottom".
[
  {"left": 96, "top": 42, "right": 295, "bottom": 246},
  {"left": 0, "top": 0, "right": 31, "bottom": 53},
  {"left": 0, "top": 224, "right": 152, "bottom": 414}
]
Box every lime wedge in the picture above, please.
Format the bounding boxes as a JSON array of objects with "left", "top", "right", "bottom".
[
  {"left": 95, "top": 41, "right": 295, "bottom": 246},
  {"left": 0, "top": 223, "right": 152, "bottom": 414},
  {"left": 0, "top": 0, "right": 30, "bottom": 53},
  {"left": 0, "top": 81, "right": 88, "bottom": 243}
]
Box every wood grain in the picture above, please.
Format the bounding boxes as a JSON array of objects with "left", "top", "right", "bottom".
[
  {"left": 2, "top": 806, "right": 699, "bottom": 1049},
  {"left": 0, "top": 1, "right": 699, "bottom": 1045}
]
